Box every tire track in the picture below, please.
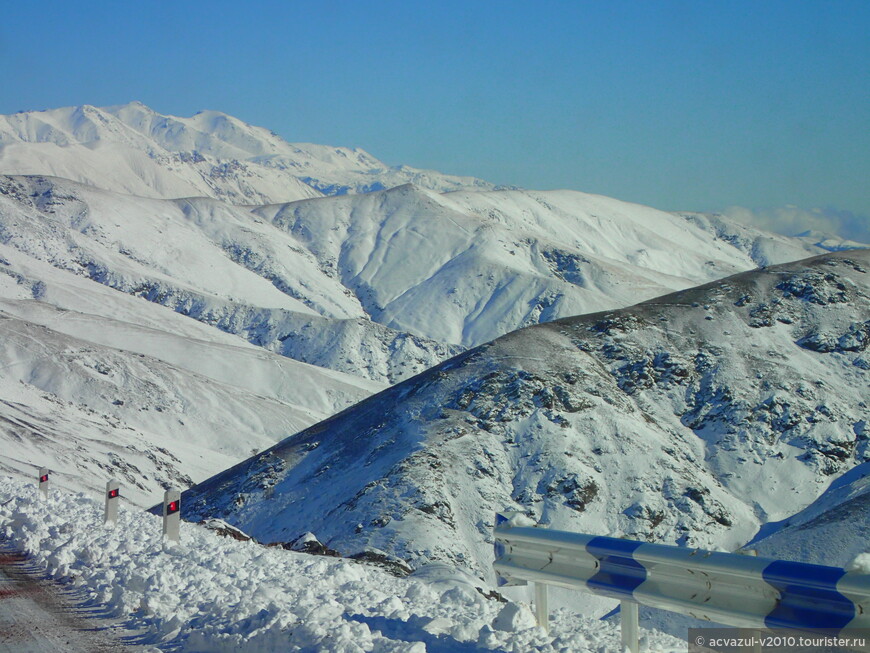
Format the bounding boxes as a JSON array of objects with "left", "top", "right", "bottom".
[{"left": 0, "top": 545, "right": 142, "bottom": 652}]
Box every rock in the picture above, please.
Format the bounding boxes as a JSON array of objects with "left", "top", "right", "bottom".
[
  {"left": 198, "top": 519, "right": 252, "bottom": 542},
  {"left": 348, "top": 549, "right": 413, "bottom": 577},
  {"left": 284, "top": 532, "right": 341, "bottom": 558}
]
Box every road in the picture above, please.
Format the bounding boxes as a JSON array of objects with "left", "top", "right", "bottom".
[{"left": 0, "top": 543, "right": 144, "bottom": 652}]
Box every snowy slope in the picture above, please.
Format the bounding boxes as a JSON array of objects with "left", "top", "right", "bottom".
[
  {"left": 181, "top": 250, "right": 870, "bottom": 584},
  {"left": 745, "top": 462, "right": 870, "bottom": 567},
  {"left": 0, "top": 174, "right": 456, "bottom": 383},
  {"left": 677, "top": 211, "right": 863, "bottom": 265},
  {"left": 0, "top": 103, "right": 854, "bottom": 384},
  {"left": 0, "top": 102, "right": 499, "bottom": 204},
  {"left": 0, "top": 103, "right": 860, "bottom": 512},
  {"left": 1, "top": 173, "right": 837, "bottom": 379},
  {"left": 286, "top": 185, "right": 825, "bottom": 347},
  {"left": 0, "top": 478, "right": 685, "bottom": 652},
  {"left": 0, "top": 241, "right": 383, "bottom": 506}
]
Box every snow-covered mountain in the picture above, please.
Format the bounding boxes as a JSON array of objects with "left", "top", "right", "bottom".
[
  {"left": 1, "top": 103, "right": 857, "bottom": 378},
  {"left": 180, "top": 250, "right": 870, "bottom": 583},
  {"left": 0, "top": 102, "right": 500, "bottom": 204},
  {"left": 0, "top": 171, "right": 838, "bottom": 381},
  {"left": 746, "top": 462, "right": 870, "bottom": 568},
  {"left": 0, "top": 175, "right": 459, "bottom": 384},
  {"left": 0, "top": 102, "right": 863, "bottom": 522},
  {"left": 2, "top": 100, "right": 867, "bottom": 650},
  {"left": 258, "top": 185, "right": 828, "bottom": 348},
  {"left": 0, "top": 240, "right": 384, "bottom": 506}
]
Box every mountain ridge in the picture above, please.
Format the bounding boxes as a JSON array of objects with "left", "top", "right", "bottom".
[
  {"left": 0, "top": 239, "right": 385, "bottom": 505},
  {"left": 178, "top": 250, "right": 870, "bottom": 583},
  {"left": 1, "top": 102, "right": 866, "bottom": 551},
  {"left": 1, "top": 171, "right": 842, "bottom": 385},
  {"left": 0, "top": 102, "right": 501, "bottom": 204}
]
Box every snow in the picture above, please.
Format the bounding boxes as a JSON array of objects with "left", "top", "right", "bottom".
[
  {"left": 850, "top": 553, "right": 870, "bottom": 575},
  {"left": 0, "top": 101, "right": 867, "bottom": 649},
  {"left": 0, "top": 103, "right": 849, "bottom": 370},
  {"left": 254, "top": 183, "right": 830, "bottom": 349},
  {"left": 0, "top": 238, "right": 384, "bottom": 506},
  {"left": 0, "top": 103, "right": 499, "bottom": 205},
  {"left": 0, "top": 477, "right": 684, "bottom": 652},
  {"left": 0, "top": 175, "right": 459, "bottom": 384},
  {"left": 747, "top": 462, "right": 870, "bottom": 568},
  {"left": 491, "top": 602, "right": 537, "bottom": 632},
  {"left": 180, "top": 251, "right": 870, "bottom": 614}
]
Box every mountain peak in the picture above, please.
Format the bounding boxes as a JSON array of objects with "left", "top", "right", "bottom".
[
  {"left": 0, "top": 103, "right": 501, "bottom": 202},
  {"left": 1, "top": 102, "right": 866, "bottom": 596}
]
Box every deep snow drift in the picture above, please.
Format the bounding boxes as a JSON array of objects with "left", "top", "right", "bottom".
[
  {"left": 0, "top": 477, "right": 685, "bottom": 652},
  {"left": 181, "top": 250, "right": 870, "bottom": 585}
]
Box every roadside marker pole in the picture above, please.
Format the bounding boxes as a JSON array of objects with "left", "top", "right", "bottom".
[
  {"left": 104, "top": 480, "right": 120, "bottom": 524},
  {"left": 162, "top": 488, "right": 180, "bottom": 542},
  {"left": 38, "top": 468, "right": 49, "bottom": 500}
]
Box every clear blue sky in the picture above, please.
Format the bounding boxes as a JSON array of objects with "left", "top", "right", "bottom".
[{"left": 2, "top": 1, "right": 868, "bottom": 236}]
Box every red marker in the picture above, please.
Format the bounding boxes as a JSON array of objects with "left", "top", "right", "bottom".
[
  {"left": 107, "top": 488, "right": 120, "bottom": 499},
  {"left": 166, "top": 500, "right": 180, "bottom": 515}
]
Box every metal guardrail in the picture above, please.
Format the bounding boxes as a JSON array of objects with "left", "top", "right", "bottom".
[{"left": 493, "top": 514, "right": 870, "bottom": 652}]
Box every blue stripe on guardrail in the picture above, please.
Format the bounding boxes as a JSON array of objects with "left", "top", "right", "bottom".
[
  {"left": 762, "top": 560, "right": 854, "bottom": 633},
  {"left": 585, "top": 536, "right": 647, "bottom": 599},
  {"left": 493, "top": 514, "right": 508, "bottom": 562}
]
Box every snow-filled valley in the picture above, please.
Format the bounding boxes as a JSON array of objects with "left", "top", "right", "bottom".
[{"left": 0, "top": 102, "right": 868, "bottom": 651}]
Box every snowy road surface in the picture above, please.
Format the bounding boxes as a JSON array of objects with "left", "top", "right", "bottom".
[{"left": 0, "top": 544, "right": 139, "bottom": 652}]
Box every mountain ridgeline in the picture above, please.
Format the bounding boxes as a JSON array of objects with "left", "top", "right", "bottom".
[
  {"left": 180, "top": 251, "right": 870, "bottom": 580},
  {"left": 0, "top": 102, "right": 867, "bottom": 564},
  {"left": 0, "top": 169, "right": 835, "bottom": 384},
  {"left": 0, "top": 103, "right": 849, "bottom": 386},
  {"left": 0, "top": 101, "right": 500, "bottom": 204}
]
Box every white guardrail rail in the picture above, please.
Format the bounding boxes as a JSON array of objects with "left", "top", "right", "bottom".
[{"left": 493, "top": 513, "right": 870, "bottom": 652}]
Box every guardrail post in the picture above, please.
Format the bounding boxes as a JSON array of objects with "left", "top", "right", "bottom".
[
  {"left": 534, "top": 582, "right": 549, "bottom": 632},
  {"left": 104, "top": 480, "right": 120, "bottom": 524},
  {"left": 739, "top": 546, "right": 762, "bottom": 651},
  {"left": 162, "top": 488, "right": 180, "bottom": 542},
  {"left": 621, "top": 600, "right": 639, "bottom": 653},
  {"left": 38, "top": 467, "right": 49, "bottom": 500}
]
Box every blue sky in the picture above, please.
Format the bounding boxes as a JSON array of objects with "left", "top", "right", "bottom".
[{"left": 1, "top": 1, "right": 868, "bottom": 238}]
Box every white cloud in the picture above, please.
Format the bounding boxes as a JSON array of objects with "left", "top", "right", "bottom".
[{"left": 722, "top": 205, "right": 870, "bottom": 244}]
